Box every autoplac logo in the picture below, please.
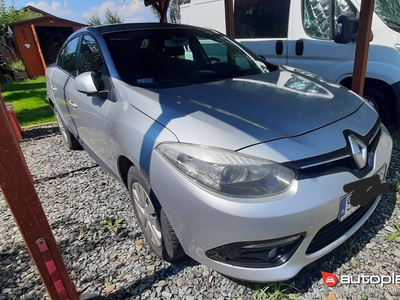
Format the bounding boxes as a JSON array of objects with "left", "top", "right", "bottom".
[
  {"left": 321, "top": 271, "right": 400, "bottom": 289},
  {"left": 321, "top": 271, "right": 339, "bottom": 287}
]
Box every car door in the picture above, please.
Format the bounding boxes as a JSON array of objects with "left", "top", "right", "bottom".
[
  {"left": 67, "top": 34, "right": 113, "bottom": 166},
  {"left": 50, "top": 36, "right": 80, "bottom": 137},
  {"left": 287, "top": 0, "right": 359, "bottom": 81},
  {"left": 235, "top": 0, "right": 291, "bottom": 66}
]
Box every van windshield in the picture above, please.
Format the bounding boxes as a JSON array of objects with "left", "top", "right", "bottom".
[{"left": 375, "top": 0, "right": 400, "bottom": 32}]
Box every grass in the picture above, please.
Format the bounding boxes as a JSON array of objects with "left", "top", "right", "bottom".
[
  {"left": 253, "top": 282, "right": 299, "bottom": 300},
  {"left": 388, "top": 223, "right": 400, "bottom": 242},
  {"left": 1, "top": 77, "right": 55, "bottom": 126}
]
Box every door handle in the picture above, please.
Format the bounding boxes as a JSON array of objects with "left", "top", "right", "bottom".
[
  {"left": 295, "top": 40, "right": 304, "bottom": 56},
  {"left": 276, "top": 40, "right": 284, "bottom": 55},
  {"left": 68, "top": 100, "right": 77, "bottom": 109},
  {"left": 51, "top": 85, "right": 57, "bottom": 91}
]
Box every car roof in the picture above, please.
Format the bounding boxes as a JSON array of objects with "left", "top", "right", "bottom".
[{"left": 85, "top": 22, "right": 209, "bottom": 35}]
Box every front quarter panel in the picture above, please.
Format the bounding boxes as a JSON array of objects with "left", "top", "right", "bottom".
[{"left": 106, "top": 79, "right": 178, "bottom": 177}]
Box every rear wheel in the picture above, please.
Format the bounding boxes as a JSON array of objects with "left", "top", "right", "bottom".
[
  {"left": 128, "top": 165, "right": 185, "bottom": 262},
  {"left": 54, "top": 107, "right": 82, "bottom": 150}
]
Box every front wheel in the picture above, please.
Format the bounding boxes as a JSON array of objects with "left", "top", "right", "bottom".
[
  {"left": 128, "top": 166, "right": 185, "bottom": 262},
  {"left": 54, "top": 107, "right": 82, "bottom": 150}
]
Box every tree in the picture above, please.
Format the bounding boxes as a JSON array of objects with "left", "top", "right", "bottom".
[
  {"left": 0, "top": 0, "right": 41, "bottom": 35},
  {"left": 169, "top": 0, "right": 190, "bottom": 23},
  {"left": 150, "top": 0, "right": 189, "bottom": 23},
  {"left": 85, "top": 11, "right": 102, "bottom": 26},
  {"left": 145, "top": 0, "right": 170, "bottom": 23},
  {"left": 104, "top": 8, "right": 124, "bottom": 24},
  {"left": 84, "top": 8, "right": 124, "bottom": 26}
]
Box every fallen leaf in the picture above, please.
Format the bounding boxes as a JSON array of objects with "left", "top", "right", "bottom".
[
  {"left": 77, "top": 229, "right": 84, "bottom": 240},
  {"left": 327, "top": 294, "right": 337, "bottom": 300},
  {"left": 135, "top": 240, "right": 144, "bottom": 248},
  {"left": 104, "top": 284, "right": 115, "bottom": 293}
]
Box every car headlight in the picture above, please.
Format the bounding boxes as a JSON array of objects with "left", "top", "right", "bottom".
[{"left": 156, "top": 143, "right": 294, "bottom": 198}]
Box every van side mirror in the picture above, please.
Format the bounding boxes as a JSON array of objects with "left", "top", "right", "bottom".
[{"left": 334, "top": 12, "right": 358, "bottom": 44}]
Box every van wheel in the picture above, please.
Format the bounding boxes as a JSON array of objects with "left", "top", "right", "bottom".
[
  {"left": 128, "top": 166, "right": 185, "bottom": 262},
  {"left": 54, "top": 107, "right": 82, "bottom": 150},
  {"left": 363, "top": 86, "right": 391, "bottom": 124}
]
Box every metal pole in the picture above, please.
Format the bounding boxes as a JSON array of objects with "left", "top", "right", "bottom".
[
  {"left": 0, "top": 93, "right": 79, "bottom": 300},
  {"left": 351, "top": 0, "right": 374, "bottom": 96}
]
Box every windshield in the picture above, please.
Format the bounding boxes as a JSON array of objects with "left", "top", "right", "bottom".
[
  {"left": 103, "top": 28, "right": 268, "bottom": 88},
  {"left": 374, "top": 0, "right": 400, "bottom": 32}
]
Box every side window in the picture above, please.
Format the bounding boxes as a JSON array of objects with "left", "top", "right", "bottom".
[
  {"left": 78, "top": 35, "right": 103, "bottom": 75},
  {"left": 303, "top": 0, "right": 357, "bottom": 39},
  {"left": 58, "top": 37, "right": 79, "bottom": 76},
  {"left": 234, "top": 0, "right": 290, "bottom": 39}
]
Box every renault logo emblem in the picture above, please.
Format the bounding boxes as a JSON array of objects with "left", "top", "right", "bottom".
[{"left": 348, "top": 135, "right": 367, "bottom": 169}]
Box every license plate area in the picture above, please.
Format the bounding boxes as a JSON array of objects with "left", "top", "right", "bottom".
[{"left": 338, "top": 164, "right": 387, "bottom": 221}]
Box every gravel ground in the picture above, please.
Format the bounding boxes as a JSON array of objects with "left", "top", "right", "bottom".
[{"left": 1, "top": 123, "right": 400, "bottom": 300}]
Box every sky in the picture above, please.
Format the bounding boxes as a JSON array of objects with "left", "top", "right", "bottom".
[{"left": 9, "top": 0, "right": 159, "bottom": 24}]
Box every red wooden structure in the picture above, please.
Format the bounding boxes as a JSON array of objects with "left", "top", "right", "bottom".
[{"left": 10, "top": 6, "right": 85, "bottom": 78}]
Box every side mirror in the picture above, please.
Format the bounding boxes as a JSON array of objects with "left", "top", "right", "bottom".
[
  {"left": 334, "top": 12, "right": 358, "bottom": 44},
  {"left": 75, "top": 72, "right": 107, "bottom": 97}
]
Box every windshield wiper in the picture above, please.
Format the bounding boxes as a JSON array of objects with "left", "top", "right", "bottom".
[{"left": 384, "top": 18, "right": 400, "bottom": 27}]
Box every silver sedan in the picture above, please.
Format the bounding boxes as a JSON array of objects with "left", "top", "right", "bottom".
[{"left": 46, "top": 23, "right": 392, "bottom": 282}]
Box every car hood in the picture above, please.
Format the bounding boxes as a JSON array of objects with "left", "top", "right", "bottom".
[{"left": 127, "top": 68, "right": 365, "bottom": 150}]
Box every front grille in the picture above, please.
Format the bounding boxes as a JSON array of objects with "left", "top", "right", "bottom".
[
  {"left": 306, "top": 196, "right": 378, "bottom": 254},
  {"left": 285, "top": 119, "right": 381, "bottom": 180}
]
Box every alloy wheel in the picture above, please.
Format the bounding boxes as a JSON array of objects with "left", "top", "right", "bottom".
[{"left": 132, "top": 182, "right": 162, "bottom": 247}]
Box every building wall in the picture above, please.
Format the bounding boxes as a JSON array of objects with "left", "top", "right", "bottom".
[{"left": 12, "top": 18, "right": 85, "bottom": 78}]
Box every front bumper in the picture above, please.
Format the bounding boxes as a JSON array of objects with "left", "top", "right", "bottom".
[{"left": 149, "top": 125, "right": 392, "bottom": 282}]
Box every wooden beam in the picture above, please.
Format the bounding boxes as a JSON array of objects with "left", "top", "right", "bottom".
[
  {"left": 31, "top": 25, "right": 47, "bottom": 74},
  {"left": 0, "top": 94, "right": 79, "bottom": 300},
  {"left": 224, "top": 0, "right": 235, "bottom": 38},
  {"left": 351, "top": 0, "right": 375, "bottom": 96}
]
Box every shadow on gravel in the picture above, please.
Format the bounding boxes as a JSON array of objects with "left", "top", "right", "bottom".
[
  {"left": 47, "top": 215, "right": 200, "bottom": 299},
  {"left": 22, "top": 125, "right": 59, "bottom": 140},
  {"left": 0, "top": 242, "right": 32, "bottom": 296},
  {"left": 33, "top": 165, "right": 98, "bottom": 184},
  {"left": 105, "top": 258, "right": 199, "bottom": 299}
]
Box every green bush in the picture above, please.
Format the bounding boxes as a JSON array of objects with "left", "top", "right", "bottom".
[{"left": 8, "top": 60, "right": 26, "bottom": 72}]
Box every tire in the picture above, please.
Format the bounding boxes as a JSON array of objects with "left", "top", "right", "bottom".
[
  {"left": 54, "top": 107, "right": 82, "bottom": 150},
  {"left": 363, "top": 86, "right": 391, "bottom": 125},
  {"left": 3, "top": 74, "right": 13, "bottom": 85},
  {"left": 127, "top": 165, "right": 185, "bottom": 262}
]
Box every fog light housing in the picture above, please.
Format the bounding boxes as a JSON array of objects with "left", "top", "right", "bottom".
[{"left": 205, "top": 233, "right": 304, "bottom": 268}]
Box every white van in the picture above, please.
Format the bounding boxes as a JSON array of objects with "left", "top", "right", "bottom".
[{"left": 180, "top": 0, "right": 400, "bottom": 124}]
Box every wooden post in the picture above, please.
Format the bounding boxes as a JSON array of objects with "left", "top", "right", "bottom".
[
  {"left": 0, "top": 93, "right": 79, "bottom": 300},
  {"left": 224, "top": 0, "right": 235, "bottom": 38},
  {"left": 31, "top": 25, "right": 47, "bottom": 74},
  {"left": 351, "top": 0, "right": 375, "bottom": 96}
]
